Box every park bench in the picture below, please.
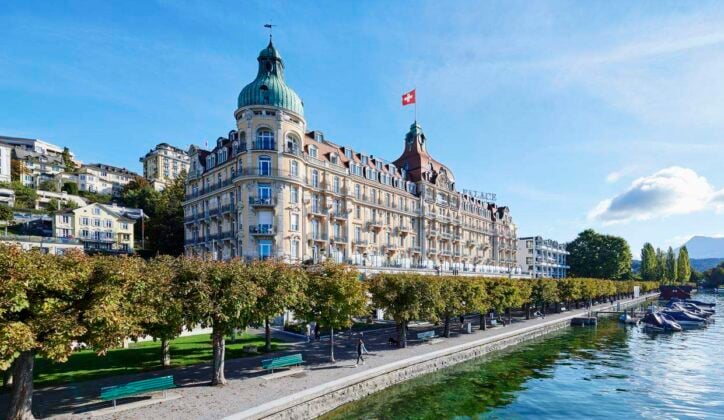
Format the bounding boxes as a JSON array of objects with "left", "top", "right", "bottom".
[
  {"left": 260, "top": 353, "right": 305, "bottom": 373},
  {"left": 100, "top": 375, "right": 175, "bottom": 409},
  {"left": 416, "top": 330, "right": 439, "bottom": 342}
]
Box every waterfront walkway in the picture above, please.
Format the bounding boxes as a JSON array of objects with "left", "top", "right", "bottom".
[{"left": 1, "top": 295, "right": 653, "bottom": 419}]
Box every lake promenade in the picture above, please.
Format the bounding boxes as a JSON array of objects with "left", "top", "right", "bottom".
[{"left": 1, "top": 294, "right": 654, "bottom": 419}]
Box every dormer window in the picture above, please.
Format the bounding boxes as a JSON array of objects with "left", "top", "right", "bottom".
[
  {"left": 309, "top": 146, "right": 318, "bottom": 158},
  {"left": 375, "top": 161, "right": 382, "bottom": 170},
  {"left": 344, "top": 148, "right": 353, "bottom": 159},
  {"left": 361, "top": 155, "right": 368, "bottom": 165},
  {"left": 330, "top": 153, "right": 338, "bottom": 165}
]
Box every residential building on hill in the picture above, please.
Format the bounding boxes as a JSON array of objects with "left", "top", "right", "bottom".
[
  {"left": 0, "top": 234, "right": 84, "bottom": 255},
  {"left": 517, "top": 236, "right": 569, "bottom": 278},
  {"left": 140, "top": 142, "right": 190, "bottom": 191},
  {"left": 53, "top": 202, "right": 138, "bottom": 253},
  {"left": 0, "top": 142, "right": 10, "bottom": 183},
  {"left": 72, "top": 163, "right": 139, "bottom": 197},
  {"left": 0, "top": 135, "right": 76, "bottom": 187},
  {"left": 183, "top": 40, "right": 520, "bottom": 276}
]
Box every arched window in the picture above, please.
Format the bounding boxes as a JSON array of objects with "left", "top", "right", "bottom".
[
  {"left": 256, "top": 128, "right": 274, "bottom": 150},
  {"left": 257, "top": 155, "right": 271, "bottom": 176},
  {"left": 286, "top": 134, "right": 300, "bottom": 154}
]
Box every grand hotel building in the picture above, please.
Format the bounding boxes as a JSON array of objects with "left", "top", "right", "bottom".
[{"left": 183, "top": 40, "right": 521, "bottom": 276}]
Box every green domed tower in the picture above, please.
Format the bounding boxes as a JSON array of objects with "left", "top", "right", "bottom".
[{"left": 237, "top": 40, "right": 304, "bottom": 117}]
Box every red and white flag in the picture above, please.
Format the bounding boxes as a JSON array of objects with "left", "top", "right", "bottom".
[{"left": 402, "top": 89, "right": 416, "bottom": 106}]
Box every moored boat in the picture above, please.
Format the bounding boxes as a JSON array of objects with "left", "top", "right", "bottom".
[
  {"left": 661, "top": 310, "right": 708, "bottom": 328},
  {"left": 642, "top": 312, "right": 683, "bottom": 332}
]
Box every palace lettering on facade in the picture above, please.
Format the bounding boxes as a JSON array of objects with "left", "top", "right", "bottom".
[{"left": 183, "top": 40, "right": 520, "bottom": 276}]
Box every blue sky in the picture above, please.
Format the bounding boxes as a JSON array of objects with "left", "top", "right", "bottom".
[{"left": 2, "top": 1, "right": 724, "bottom": 255}]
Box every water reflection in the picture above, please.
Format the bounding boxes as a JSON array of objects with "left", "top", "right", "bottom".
[{"left": 324, "top": 295, "right": 723, "bottom": 420}]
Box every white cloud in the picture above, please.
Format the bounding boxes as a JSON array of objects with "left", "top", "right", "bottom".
[
  {"left": 605, "top": 165, "right": 640, "bottom": 183},
  {"left": 589, "top": 166, "right": 724, "bottom": 223}
]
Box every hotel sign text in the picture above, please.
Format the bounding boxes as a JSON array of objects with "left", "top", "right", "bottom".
[{"left": 462, "top": 189, "right": 497, "bottom": 202}]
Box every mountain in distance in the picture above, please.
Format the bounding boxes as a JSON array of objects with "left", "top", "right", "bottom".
[{"left": 679, "top": 236, "right": 724, "bottom": 259}]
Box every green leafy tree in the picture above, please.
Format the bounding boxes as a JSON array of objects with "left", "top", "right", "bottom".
[
  {"left": 37, "top": 180, "right": 58, "bottom": 193},
  {"left": 640, "top": 243, "right": 658, "bottom": 281},
  {"left": 61, "top": 182, "right": 78, "bottom": 195},
  {"left": 141, "top": 256, "right": 185, "bottom": 368},
  {"left": 458, "top": 277, "right": 489, "bottom": 331},
  {"left": 299, "top": 262, "right": 366, "bottom": 362},
  {"left": 10, "top": 160, "right": 23, "bottom": 182},
  {"left": 146, "top": 172, "right": 186, "bottom": 255},
  {"left": 369, "top": 273, "right": 439, "bottom": 348},
  {"left": 0, "top": 204, "right": 13, "bottom": 226},
  {"left": 0, "top": 248, "right": 149, "bottom": 420},
  {"left": 531, "top": 279, "right": 559, "bottom": 314},
  {"left": 567, "top": 229, "right": 632, "bottom": 279},
  {"left": 665, "top": 247, "right": 677, "bottom": 284},
  {"left": 655, "top": 248, "right": 667, "bottom": 283},
  {"left": 558, "top": 278, "right": 581, "bottom": 311},
  {"left": 61, "top": 147, "right": 76, "bottom": 172},
  {"left": 702, "top": 262, "right": 724, "bottom": 289},
  {"left": 434, "top": 277, "right": 466, "bottom": 338},
  {"left": 176, "top": 259, "right": 258, "bottom": 385},
  {"left": 248, "top": 259, "right": 306, "bottom": 352},
  {"left": 676, "top": 246, "right": 691, "bottom": 284}
]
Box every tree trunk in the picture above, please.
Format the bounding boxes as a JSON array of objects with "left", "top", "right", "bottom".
[
  {"left": 506, "top": 308, "right": 512, "bottom": 325},
  {"left": 525, "top": 304, "right": 530, "bottom": 320},
  {"left": 161, "top": 338, "right": 171, "bottom": 368},
  {"left": 443, "top": 314, "right": 451, "bottom": 338},
  {"left": 211, "top": 328, "right": 226, "bottom": 386},
  {"left": 330, "top": 326, "right": 335, "bottom": 362},
  {"left": 480, "top": 313, "right": 486, "bottom": 331},
  {"left": 265, "top": 317, "right": 272, "bottom": 352},
  {"left": 399, "top": 321, "right": 407, "bottom": 348},
  {"left": 3, "top": 360, "right": 14, "bottom": 390},
  {"left": 7, "top": 350, "right": 35, "bottom": 420}
]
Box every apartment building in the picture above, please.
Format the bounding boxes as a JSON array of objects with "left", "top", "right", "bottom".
[
  {"left": 53, "top": 202, "right": 137, "bottom": 253},
  {"left": 75, "top": 163, "right": 139, "bottom": 197},
  {"left": 0, "top": 142, "right": 10, "bottom": 183},
  {"left": 140, "top": 142, "right": 190, "bottom": 191},
  {"left": 517, "top": 236, "right": 569, "bottom": 279},
  {"left": 0, "top": 136, "right": 75, "bottom": 187},
  {"left": 182, "top": 40, "right": 520, "bottom": 276}
]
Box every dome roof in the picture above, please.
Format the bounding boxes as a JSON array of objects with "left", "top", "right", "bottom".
[{"left": 237, "top": 40, "right": 304, "bottom": 116}]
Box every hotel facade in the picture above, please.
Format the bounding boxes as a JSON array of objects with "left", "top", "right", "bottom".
[
  {"left": 516, "top": 236, "right": 569, "bottom": 279},
  {"left": 183, "top": 40, "right": 521, "bottom": 276}
]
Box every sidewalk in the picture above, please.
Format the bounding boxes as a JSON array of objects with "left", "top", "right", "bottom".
[{"left": 0, "top": 296, "right": 653, "bottom": 419}]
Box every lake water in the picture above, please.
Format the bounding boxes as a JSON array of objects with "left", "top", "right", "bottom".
[{"left": 323, "top": 294, "right": 723, "bottom": 419}]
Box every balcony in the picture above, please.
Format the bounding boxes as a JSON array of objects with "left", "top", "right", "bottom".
[
  {"left": 330, "top": 235, "right": 348, "bottom": 243},
  {"left": 220, "top": 230, "right": 235, "bottom": 240},
  {"left": 185, "top": 178, "right": 233, "bottom": 200},
  {"left": 251, "top": 140, "right": 276, "bottom": 151},
  {"left": 233, "top": 168, "right": 307, "bottom": 183},
  {"left": 440, "top": 250, "right": 452, "bottom": 257},
  {"left": 221, "top": 203, "right": 235, "bottom": 214},
  {"left": 284, "top": 146, "right": 303, "bottom": 157},
  {"left": 249, "top": 197, "right": 276, "bottom": 208},
  {"left": 397, "top": 225, "right": 414, "bottom": 235},
  {"left": 427, "top": 247, "right": 438, "bottom": 255},
  {"left": 353, "top": 239, "right": 369, "bottom": 247},
  {"left": 309, "top": 206, "right": 329, "bottom": 218},
  {"left": 330, "top": 210, "right": 348, "bottom": 220},
  {"left": 382, "top": 244, "right": 401, "bottom": 254},
  {"left": 466, "top": 239, "right": 476, "bottom": 248},
  {"left": 367, "top": 219, "right": 385, "bottom": 230},
  {"left": 310, "top": 232, "right": 328, "bottom": 242},
  {"left": 426, "top": 229, "right": 438, "bottom": 238},
  {"left": 249, "top": 224, "right": 275, "bottom": 236},
  {"left": 410, "top": 246, "right": 421, "bottom": 254},
  {"left": 440, "top": 232, "right": 453, "bottom": 241}
]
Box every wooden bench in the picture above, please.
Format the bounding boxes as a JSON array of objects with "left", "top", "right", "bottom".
[
  {"left": 261, "top": 353, "right": 305, "bottom": 373},
  {"left": 416, "top": 330, "right": 438, "bottom": 341},
  {"left": 100, "top": 375, "right": 175, "bottom": 409}
]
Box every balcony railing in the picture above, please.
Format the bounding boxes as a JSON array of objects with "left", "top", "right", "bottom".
[
  {"left": 331, "top": 236, "right": 347, "bottom": 243},
  {"left": 186, "top": 178, "right": 233, "bottom": 199},
  {"left": 249, "top": 224, "right": 275, "bottom": 235},
  {"left": 234, "top": 168, "right": 307, "bottom": 183},
  {"left": 427, "top": 247, "right": 438, "bottom": 254},
  {"left": 251, "top": 140, "right": 276, "bottom": 151},
  {"left": 367, "top": 219, "right": 385, "bottom": 230},
  {"left": 221, "top": 203, "right": 235, "bottom": 213},
  {"left": 354, "top": 239, "right": 369, "bottom": 246},
  {"left": 309, "top": 206, "right": 329, "bottom": 217},
  {"left": 330, "top": 210, "right": 348, "bottom": 219},
  {"left": 311, "top": 232, "right": 328, "bottom": 241},
  {"left": 249, "top": 197, "right": 275, "bottom": 207}
]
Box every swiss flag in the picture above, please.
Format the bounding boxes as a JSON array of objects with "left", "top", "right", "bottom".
[{"left": 402, "top": 89, "right": 416, "bottom": 106}]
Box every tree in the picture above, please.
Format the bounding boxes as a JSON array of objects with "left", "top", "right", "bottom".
[
  {"left": 702, "top": 262, "right": 724, "bottom": 289},
  {"left": 531, "top": 279, "right": 559, "bottom": 314},
  {"left": 640, "top": 243, "right": 658, "bottom": 281},
  {"left": 3, "top": 182, "right": 37, "bottom": 209},
  {"left": 434, "top": 277, "right": 466, "bottom": 338},
  {"left": 46, "top": 199, "right": 59, "bottom": 212},
  {"left": 146, "top": 172, "right": 186, "bottom": 255},
  {"left": 248, "top": 259, "right": 305, "bottom": 352},
  {"left": 0, "top": 247, "right": 148, "bottom": 420},
  {"left": 567, "top": 229, "right": 632, "bottom": 279},
  {"left": 665, "top": 247, "right": 677, "bottom": 284},
  {"left": 558, "top": 278, "right": 581, "bottom": 311},
  {"left": 10, "top": 160, "right": 22, "bottom": 182},
  {"left": 176, "top": 259, "right": 258, "bottom": 385},
  {"left": 140, "top": 256, "right": 184, "bottom": 368},
  {"left": 62, "top": 147, "right": 76, "bottom": 172},
  {"left": 299, "top": 262, "right": 366, "bottom": 362},
  {"left": 676, "top": 246, "right": 691, "bottom": 284},
  {"left": 655, "top": 248, "right": 667, "bottom": 283},
  {"left": 457, "top": 277, "right": 489, "bottom": 331},
  {"left": 37, "top": 180, "right": 58, "bottom": 193},
  {"left": 0, "top": 204, "right": 12, "bottom": 225},
  {"left": 369, "top": 274, "right": 439, "bottom": 348},
  {"left": 61, "top": 182, "right": 78, "bottom": 195}
]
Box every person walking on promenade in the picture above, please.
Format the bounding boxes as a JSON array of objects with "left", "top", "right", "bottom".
[{"left": 355, "top": 335, "right": 368, "bottom": 367}]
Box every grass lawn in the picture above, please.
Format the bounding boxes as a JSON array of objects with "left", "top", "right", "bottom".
[{"left": 33, "top": 332, "right": 285, "bottom": 387}]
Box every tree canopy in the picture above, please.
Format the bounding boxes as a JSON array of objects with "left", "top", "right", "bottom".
[{"left": 567, "top": 229, "right": 632, "bottom": 279}]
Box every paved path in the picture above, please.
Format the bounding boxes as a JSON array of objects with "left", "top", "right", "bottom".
[{"left": 0, "top": 297, "right": 652, "bottom": 419}]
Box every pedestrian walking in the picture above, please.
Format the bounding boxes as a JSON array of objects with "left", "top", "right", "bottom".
[{"left": 355, "top": 336, "right": 367, "bottom": 367}]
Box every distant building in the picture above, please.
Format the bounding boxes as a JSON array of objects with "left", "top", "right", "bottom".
[
  {"left": 34, "top": 190, "right": 87, "bottom": 210},
  {"left": 0, "top": 135, "right": 68, "bottom": 157},
  {"left": 53, "top": 202, "right": 138, "bottom": 253},
  {"left": 517, "top": 236, "right": 569, "bottom": 278},
  {"left": 0, "top": 234, "right": 84, "bottom": 255},
  {"left": 0, "top": 135, "right": 76, "bottom": 187},
  {"left": 0, "top": 188, "right": 14, "bottom": 207},
  {"left": 0, "top": 142, "right": 11, "bottom": 183},
  {"left": 140, "top": 143, "right": 190, "bottom": 191},
  {"left": 75, "top": 163, "right": 139, "bottom": 197}
]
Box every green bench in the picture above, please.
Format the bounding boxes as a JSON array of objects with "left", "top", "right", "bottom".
[
  {"left": 100, "top": 375, "right": 175, "bottom": 409},
  {"left": 416, "top": 330, "right": 438, "bottom": 341},
  {"left": 261, "top": 353, "right": 305, "bottom": 373}
]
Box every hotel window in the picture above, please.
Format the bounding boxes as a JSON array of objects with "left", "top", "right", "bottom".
[
  {"left": 290, "top": 186, "right": 299, "bottom": 203},
  {"left": 311, "top": 170, "right": 319, "bottom": 188},
  {"left": 258, "top": 240, "right": 273, "bottom": 259},
  {"left": 256, "top": 129, "right": 275, "bottom": 150},
  {"left": 309, "top": 146, "right": 318, "bottom": 158},
  {"left": 122, "top": 223, "right": 129, "bottom": 230},
  {"left": 354, "top": 184, "right": 361, "bottom": 199},
  {"left": 330, "top": 153, "right": 338, "bottom": 165},
  {"left": 93, "top": 207, "right": 101, "bottom": 215},
  {"left": 258, "top": 156, "right": 271, "bottom": 176},
  {"left": 361, "top": 155, "right": 368, "bottom": 165},
  {"left": 286, "top": 134, "right": 299, "bottom": 153},
  {"left": 355, "top": 226, "right": 362, "bottom": 241},
  {"left": 291, "top": 213, "right": 299, "bottom": 231},
  {"left": 290, "top": 160, "right": 299, "bottom": 177},
  {"left": 291, "top": 240, "right": 300, "bottom": 259},
  {"left": 356, "top": 205, "right": 361, "bottom": 219},
  {"left": 257, "top": 183, "right": 272, "bottom": 202},
  {"left": 333, "top": 177, "right": 340, "bottom": 193}
]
